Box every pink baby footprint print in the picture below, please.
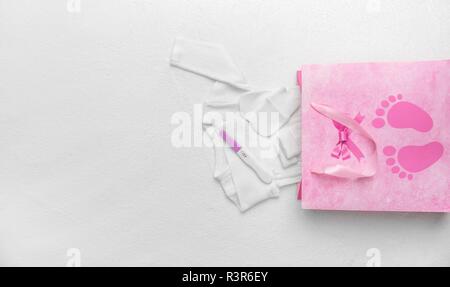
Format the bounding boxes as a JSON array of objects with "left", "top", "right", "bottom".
[
  {"left": 383, "top": 143, "right": 444, "bottom": 180},
  {"left": 372, "top": 94, "right": 433, "bottom": 132}
]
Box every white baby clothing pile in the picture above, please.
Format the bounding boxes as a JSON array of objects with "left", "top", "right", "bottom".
[{"left": 170, "top": 37, "right": 301, "bottom": 212}]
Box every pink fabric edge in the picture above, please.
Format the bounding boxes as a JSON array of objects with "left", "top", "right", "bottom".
[{"left": 297, "top": 70, "right": 302, "bottom": 200}]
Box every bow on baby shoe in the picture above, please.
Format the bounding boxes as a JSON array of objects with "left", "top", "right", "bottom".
[{"left": 331, "top": 113, "right": 365, "bottom": 161}]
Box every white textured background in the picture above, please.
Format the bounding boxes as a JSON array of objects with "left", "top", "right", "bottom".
[{"left": 0, "top": 0, "right": 450, "bottom": 266}]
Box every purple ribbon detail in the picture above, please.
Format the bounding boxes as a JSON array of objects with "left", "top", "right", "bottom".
[{"left": 331, "top": 113, "right": 365, "bottom": 161}]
